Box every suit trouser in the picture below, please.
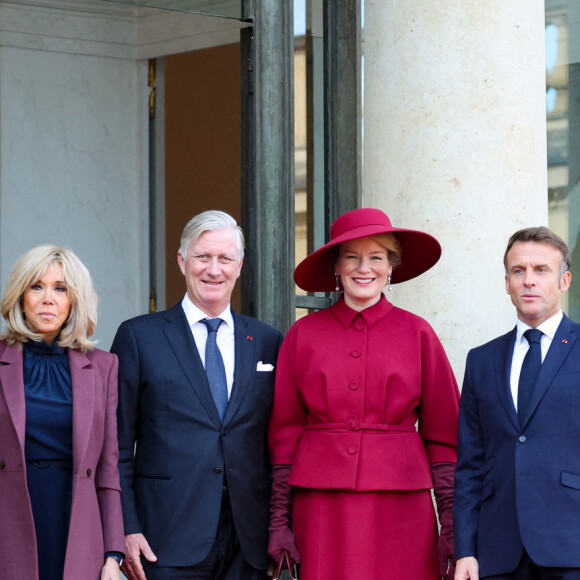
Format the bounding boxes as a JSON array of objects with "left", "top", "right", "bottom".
[
  {"left": 143, "top": 491, "right": 265, "bottom": 580},
  {"left": 484, "top": 550, "right": 580, "bottom": 580}
]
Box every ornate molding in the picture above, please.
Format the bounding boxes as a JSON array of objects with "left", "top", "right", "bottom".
[{"left": 0, "top": 0, "right": 247, "bottom": 59}]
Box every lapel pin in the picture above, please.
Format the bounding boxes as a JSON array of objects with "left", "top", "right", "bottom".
[
  {"left": 562, "top": 339, "right": 568, "bottom": 344},
  {"left": 247, "top": 336, "right": 253, "bottom": 341}
]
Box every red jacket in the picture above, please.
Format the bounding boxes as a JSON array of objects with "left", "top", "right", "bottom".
[
  {"left": 0, "top": 341, "right": 125, "bottom": 579},
  {"left": 269, "top": 296, "right": 459, "bottom": 490}
]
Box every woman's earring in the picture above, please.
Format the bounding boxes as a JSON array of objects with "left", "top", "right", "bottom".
[
  {"left": 334, "top": 272, "right": 340, "bottom": 291},
  {"left": 387, "top": 273, "right": 392, "bottom": 292}
]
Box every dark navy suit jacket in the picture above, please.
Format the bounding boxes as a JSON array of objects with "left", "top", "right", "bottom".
[
  {"left": 454, "top": 314, "right": 580, "bottom": 577},
  {"left": 111, "top": 303, "right": 283, "bottom": 570}
]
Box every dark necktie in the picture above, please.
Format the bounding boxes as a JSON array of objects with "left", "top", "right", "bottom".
[
  {"left": 517, "top": 328, "right": 543, "bottom": 423},
  {"left": 201, "top": 318, "right": 228, "bottom": 420}
]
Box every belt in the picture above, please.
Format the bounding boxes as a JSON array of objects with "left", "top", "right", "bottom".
[{"left": 304, "top": 418, "right": 416, "bottom": 432}]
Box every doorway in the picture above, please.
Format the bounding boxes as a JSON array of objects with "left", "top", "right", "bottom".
[{"left": 163, "top": 43, "right": 243, "bottom": 310}]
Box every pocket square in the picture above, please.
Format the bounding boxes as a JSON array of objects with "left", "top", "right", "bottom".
[{"left": 257, "top": 361, "right": 274, "bottom": 372}]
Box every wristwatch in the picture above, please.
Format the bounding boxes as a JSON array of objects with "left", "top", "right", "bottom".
[{"left": 106, "top": 552, "right": 124, "bottom": 567}]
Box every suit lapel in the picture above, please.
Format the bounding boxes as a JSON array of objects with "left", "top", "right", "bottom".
[
  {"left": 0, "top": 343, "right": 26, "bottom": 450},
  {"left": 70, "top": 349, "right": 95, "bottom": 470},
  {"left": 495, "top": 328, "right": 520, "bottom": 429},
  {"left": 224, "top": 312, "right": 254, "bottom": 425},
  {"left": 521, "top": 315, "right": 576, "bottom": 428},
  {"left": 163, "top": 304, "right": 222, "bottom": 427}
]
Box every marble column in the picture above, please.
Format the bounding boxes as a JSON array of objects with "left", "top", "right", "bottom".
[{"left": 363, "top": 0, "right": 547, "bottom": 378}]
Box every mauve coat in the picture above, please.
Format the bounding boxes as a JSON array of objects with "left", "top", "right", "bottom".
[{"left": 0, "top": 341, "right": 125, "bottom": 580}]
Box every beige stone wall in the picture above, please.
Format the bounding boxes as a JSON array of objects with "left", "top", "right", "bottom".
[{"left": 363, "top": 0, "right": 548, "bottom": 381}]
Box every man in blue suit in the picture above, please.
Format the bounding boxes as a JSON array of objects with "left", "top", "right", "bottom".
[
  {"left": 454, "top": 226, "right": 580, "bottom": 580},
  {"left": 111, "top": 210, "right": 283, "bottom": 580}
]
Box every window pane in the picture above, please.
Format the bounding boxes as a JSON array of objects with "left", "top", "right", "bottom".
[{"left": 546, "top": 1, "right": 580, "bottom": 316}]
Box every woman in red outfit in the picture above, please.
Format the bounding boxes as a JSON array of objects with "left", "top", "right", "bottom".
[{"left": 267, "top": 208, "right": 460, "bottom": 580}]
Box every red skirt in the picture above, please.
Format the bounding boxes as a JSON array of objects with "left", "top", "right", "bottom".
[{"left": 293, "top": 488, "right": 439, "bottom": 580}]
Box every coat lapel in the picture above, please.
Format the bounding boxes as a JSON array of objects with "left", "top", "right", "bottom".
[
  {"left": 495, "top": 328, "right": 520, "bottom": 429},
  {"left": 0, "top": 343, "right": 26, "bottom": 450},
  {"left": 163, "top": 304, "right": 222, "bottom": 427},
  {"left": 70, "top": 349, "right": 95, "bottom": 470},
  {"left": 223, "top": 312, "right": 254, "bottom": 425},
  {"left": 521, "top": 314, "right": 576, "bottom": 428}
]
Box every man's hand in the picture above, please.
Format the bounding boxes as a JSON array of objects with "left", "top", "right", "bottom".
[
  {"left": 455, "top": 556, "right": 479, "bottom": 580},
  {"left": 121, "top": 533, "right": 157, "bottom": 580}
]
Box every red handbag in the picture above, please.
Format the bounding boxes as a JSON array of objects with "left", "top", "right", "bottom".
[{"left": 273, "top": 550, "right": 299, "bottom": 580}]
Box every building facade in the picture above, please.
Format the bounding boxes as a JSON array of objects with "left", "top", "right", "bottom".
[{"left": 0, "top": 0, "right": 573, "bottom": 383}]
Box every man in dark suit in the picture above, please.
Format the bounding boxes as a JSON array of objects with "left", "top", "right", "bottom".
[
  {"left": 111, "top": 210, "right": 283, "bottom": 580},
  {"left": 454, "top": 226, "right": 580, "bottom": 580}
]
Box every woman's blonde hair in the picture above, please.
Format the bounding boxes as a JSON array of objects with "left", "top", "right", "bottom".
[
  {"left": 0, "top": 245, "right": 98, "bottom": 351},
  {"left": 369, "top": 233, "right": 402, "bottom": 269}
]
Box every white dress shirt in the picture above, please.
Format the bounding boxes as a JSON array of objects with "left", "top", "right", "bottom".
[
  {"left": 509, "top": 310, "right": 563, "bottom": 411},
  {"left": 181, "top": 295, "right": 235, "bottom": 399}
]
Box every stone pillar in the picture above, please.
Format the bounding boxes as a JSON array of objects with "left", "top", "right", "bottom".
[{"left": 363, "top": 1, "right": 547, "bottom": 379}]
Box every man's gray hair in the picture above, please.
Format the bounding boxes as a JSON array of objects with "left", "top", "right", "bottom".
[{"left": 179, "top": 210, "right": 245, "bottom": 260}]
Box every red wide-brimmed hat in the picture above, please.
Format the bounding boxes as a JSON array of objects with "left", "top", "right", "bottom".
[{"left": 294, "top": 208, "right": 442, "bottom": 292}]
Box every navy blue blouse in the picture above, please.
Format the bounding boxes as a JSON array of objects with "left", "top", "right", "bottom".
[{"left": 23, "top": 340, "right": 73, "bottom": 461}]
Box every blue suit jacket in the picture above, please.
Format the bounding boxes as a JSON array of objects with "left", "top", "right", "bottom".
[
  {"left": 111, "top": 303, "right": 283, "bottom": 570},
  {"left": 454, "top": 314, "right": 580, "bottom": 577}
]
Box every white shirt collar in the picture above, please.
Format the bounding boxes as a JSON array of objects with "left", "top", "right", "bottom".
[
  {"left": 181, "top": 294, "right": 234, "bottom": 329},
  {"left": 515, "top": 310, "right": 563, "bottom": 344}
]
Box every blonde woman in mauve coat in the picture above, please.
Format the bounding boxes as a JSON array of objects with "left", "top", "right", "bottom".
[{"left": 0, "top": 245, "right": 125, "bottom": 580}]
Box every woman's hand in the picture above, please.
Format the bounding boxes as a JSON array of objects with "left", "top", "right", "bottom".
[
  {"left": 268, "top": 465, "right": 301, "bottom": 565},
  {"left": 101, "top": 556, "right": 121, "bottom": 580}
]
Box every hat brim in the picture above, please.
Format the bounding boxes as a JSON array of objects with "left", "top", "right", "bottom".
[{"left": 294, "top": 225, "right": 441, "bottom": 292}]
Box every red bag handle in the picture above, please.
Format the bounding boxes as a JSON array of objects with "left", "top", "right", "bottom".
[{"left": 273, "top": 550, "right": 299, "bottom": 580}]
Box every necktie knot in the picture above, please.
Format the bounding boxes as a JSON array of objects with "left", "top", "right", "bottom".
[
  {"left": 524, "top": 328, "right": 543, "bottom": 346},
  {"left": 202, "top": 318, "right": 223, "bottom": 334}
]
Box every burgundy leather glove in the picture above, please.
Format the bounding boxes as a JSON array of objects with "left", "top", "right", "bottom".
[
  {"left": 267, "top": 465, "right": 301, "bottom": 565},
  {"left": 431, "top": 462, "right": 456, "bottom": 580}
]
